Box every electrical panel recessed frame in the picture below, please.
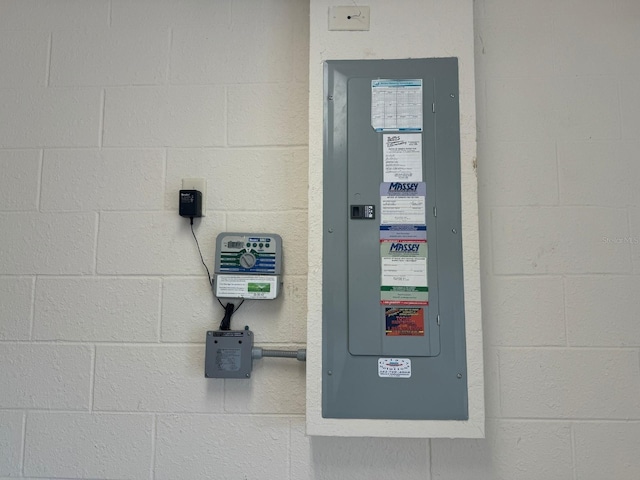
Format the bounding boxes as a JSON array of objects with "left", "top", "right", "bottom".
[{"left": 322, "top": 58, "right": 468, "bottom": 420}]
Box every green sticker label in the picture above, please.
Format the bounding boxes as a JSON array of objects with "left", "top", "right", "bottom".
[{"left": 248, "top": 283, "right": 271, "bottom": 293}]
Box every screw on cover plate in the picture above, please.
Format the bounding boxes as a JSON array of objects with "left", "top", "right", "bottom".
[
  {"left": 452, "top": 228, "right": 457, "bottom": 234},
  {"left": 328, "top": 228, "right": 334, "bottom": 233},
  {"left": 328, "top": 370, "right": 333, "bottom": 375},
  {"left": 457, "top": 373, "right": 462, "bottom": 379}
]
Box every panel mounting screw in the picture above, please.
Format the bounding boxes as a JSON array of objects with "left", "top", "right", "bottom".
[
  {"left": 450, "top": 94, "right": 455, "bottom": 98},
  {"left": 328, "top": 95, "right": 334, "bottom": 100},
  {"left": 328, "top": 228, "right": 334, "bottom": 233},
  {"left": 207, "top": 332, "right": 212, "bottom": 336},
  {"left": 328, "top": 370, "right": 333, "bottom": 375},
  {"left": 452, "top": 228, "right": 457, "bottom": 234},
  {"left": 457, "top": 373, "right": 462, "bottom": 379},
  {"left": 246, "top": 373, "right": 250, "bottom": 378}
]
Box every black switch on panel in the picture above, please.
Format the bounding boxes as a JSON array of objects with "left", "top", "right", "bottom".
[{"left": 350, "top": 205, "right": 375, "bottom": 219}]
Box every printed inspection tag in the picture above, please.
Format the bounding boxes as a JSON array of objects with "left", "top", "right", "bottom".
[
  {"left": 379, "top": 182, "right": 426, "bottom": 225},
  {"left": 380, "top": 240, "right": 428, "bottom": 305},
  {"left": 383, "top": 133, "right": 422, "bottom": 182},
  {"left": 371, "top": 79, "right": 423, "bottom": 132},
  {"left": 378, "top": 358, "right": 412, "bottom": 378}
]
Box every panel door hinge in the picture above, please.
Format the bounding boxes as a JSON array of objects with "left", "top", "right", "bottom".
[
  {"left": 432, "top": 103, "right": 435, "bottom": 113},
  {"left": 437, "top": 314, "right": 440, "bottom": 326},
  {"left": 433, "top": 206, "right": 437, "bottom": 217}
]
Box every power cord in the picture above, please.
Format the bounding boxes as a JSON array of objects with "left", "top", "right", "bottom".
[
  {"left": 189, "top": 217, "right": 245, "bottom": 330},
  {"left": 190, "top": 218, "right": 212, "bottom": 287}
]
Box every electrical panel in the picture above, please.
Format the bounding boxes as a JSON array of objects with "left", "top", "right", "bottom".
[{"left": 322, "top": 58, "right": 468, "bottom": 420}]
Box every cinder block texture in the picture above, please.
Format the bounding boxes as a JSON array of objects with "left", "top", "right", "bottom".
[
  {"left": 474, "top": 17, "right": 555, "bottom": 78},
  {"left": 224, "top": 352, "right": 306, "bottom": 414},
  {"left": 0, "top": 0, "right": 109, "bottom": 29},
  {"left": 0, "top": 344, "right": 91, "bottom": 409},
  {"left": 290, "top": 420, "right": 429, "bottom": 480},
  {"left": 170, "top": 21, "right": 293, "bottom": 84},
  {"left": 24, "top": 413, "right": 153, "bottom": 480},
  {"left": 628, "top": 208, "right": 640, "bottom": 273},
  {"left": 93, "top": 346, "right": 223, "bottom": 413},
  {"left": 621, "top": 78, "right": 640, "bottom": 139},
  {"left": 574, "top": 422, "right": 640, "bottom": 480},
  {"left": 0, "top": 276, "right": 33, "bottom": 340},
  {"left": 558, "top": 141, "right": 640, "bottom": 207},
  {"left": 492, "top": 207, "right": 631, "bottom": 274},
  {"left": 0, "top": 213, "right": 96, "bottom": 274},
  {"left": 228, "top": 84, "right": 308, "bottom": 146},
  {"left": 161, "top": 275, "right": 307, "bottom": 343},
  {"left": 34, "top": 277, "right": 161, "bottom": 342},
  {"left": 555, "top": 76, "right": 620, "bottom": 140},
  {"left": 0, "top": 29, "right": 48, "bottom": 86},
  {"left": 292, "top": 1, "right": 310, "bottom": 83},
  {"left": 483, "top": 276, "right": 565, "bottom": 346},
  {"left": 97, "top": 212, "right": 223, "bottom": 275},
  {"left": 110, "top": 0, "right": 232, "bottom": 28},
  {"left": 485, "top": 77, "right": 557, "bottom": 142},
  {"left": 0, "top": 150, "right": 40, "bottom": 211},
  {"left": 553, "top": 5, "right": 622, "bottom": 77},
  {"left": 477, "top": 141, "right": 558, "bottom": 206},
  {"left": 50, "top": 28, "right": 169, "bottom": 86},
  {"left": 0, "top": 88, "right": 101, "bottom": 148},
  {"left": 499, "top": 348, "right": 640, "bottom": 419},
  {"left": 0, "top": 412, "right": 23, "bottom": 477},
  {"left": 431, "top": 421, "right": 573, "bottom": 480},
  {"left": 155, "top": 415, "right": 289, "bottom": 480},
  {"left": 566, "top": 276, "right": 640, "bottom": 346},
  {"left": 165, "top": 148, "right": 309, "bottom": 211},
  {"left": 41, "top": 149, "right": 165, "bottom": 211},
  {"left": 483, "top": 347, "right": 501, "bottom": 418},
  {"left": 103, "top": 86, "right": 225, "bottom": 147}
]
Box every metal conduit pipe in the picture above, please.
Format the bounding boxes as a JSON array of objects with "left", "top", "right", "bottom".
[{"left": 252, "top": 347, "right": 307, "bottom": 362}]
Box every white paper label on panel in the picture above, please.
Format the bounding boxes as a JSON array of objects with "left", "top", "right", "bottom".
[
  {"left": 371, "top": 79, "right": 423, "bottom": 132},
  {"left": 379, "top": 182, "right": 426, "bottom": 225},
  {"left": 378, "top": 358, "right": 412, "bottom": 378},
  {"left": 383, "top": 134, "right": 423, "bottom": 182}
]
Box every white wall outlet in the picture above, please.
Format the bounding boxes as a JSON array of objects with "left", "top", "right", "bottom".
[
  {"left": 182, "top": 178, "right": 207, "bottom": 216},
  {"left": 328, "top": 6, "right": 370, "bottom": 31}
]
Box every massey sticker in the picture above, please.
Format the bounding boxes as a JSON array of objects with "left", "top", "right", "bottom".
[
  {"left": 378, "top": 358, "right": 412, "bottom": 378},
  {"left": 379, "top": 182, "right": 426, "bottom": 225},
  {"left": 380, "top": 240, "right": 428, "bottom": 305}
]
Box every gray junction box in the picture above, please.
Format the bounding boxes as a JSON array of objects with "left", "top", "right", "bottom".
[{"left": 322, "top": 58, "right": 468, "bottom": 420}]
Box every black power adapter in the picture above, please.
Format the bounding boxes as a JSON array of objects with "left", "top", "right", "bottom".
[{"left": 179, "top": 190, "right": 203, "bottom": 218}]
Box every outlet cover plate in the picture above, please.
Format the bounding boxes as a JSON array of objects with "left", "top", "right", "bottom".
[{"left": 329, "top": 6, "right": 370, "bottom": 31}]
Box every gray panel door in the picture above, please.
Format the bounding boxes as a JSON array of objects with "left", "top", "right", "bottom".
[{"left": 323, "top": 58, "right": 467, "bottom": 420}]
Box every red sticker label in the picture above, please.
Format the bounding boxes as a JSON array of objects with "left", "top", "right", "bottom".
[{"left": 385, "top": 307, "right": 425, "bottom": 336}]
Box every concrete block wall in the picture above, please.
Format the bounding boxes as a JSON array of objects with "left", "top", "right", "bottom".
[
  {"left": 0, "top": 1, "right": 639, "bottom": 479},
  {"left": 458, "top": 0, "right": 640, "bottom": 479},
  {"left": 0, "top": 0, "right": 312, "bottom": 478}
]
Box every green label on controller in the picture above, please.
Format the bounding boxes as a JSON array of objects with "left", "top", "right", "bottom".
[{"left": 248, "top": 282, "right": 271, "bottom": 292}]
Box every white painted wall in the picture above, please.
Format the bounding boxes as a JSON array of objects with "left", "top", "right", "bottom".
[{"left": 0, "top": 0, "right": 638, "bottom": 478}]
